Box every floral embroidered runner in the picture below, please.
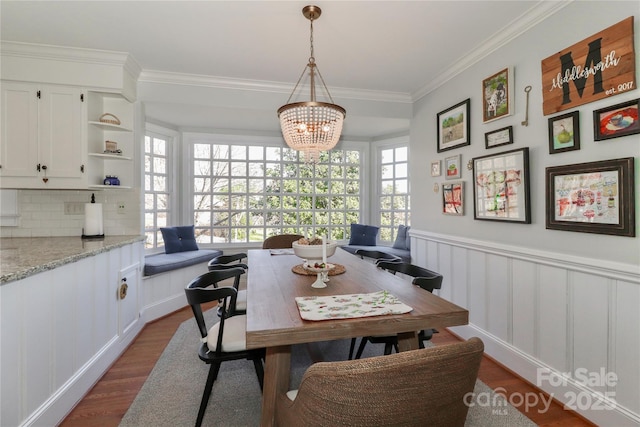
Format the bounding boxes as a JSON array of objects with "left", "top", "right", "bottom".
[{"left": 295, "top": 290, "right": 413, "bottom": 321}]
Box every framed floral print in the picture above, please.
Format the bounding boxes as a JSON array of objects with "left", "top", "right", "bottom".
[{"left": 444, "top": 154, "right": 461, "bottom": 180}]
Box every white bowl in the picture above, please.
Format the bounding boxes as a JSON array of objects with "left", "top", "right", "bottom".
[{"left": 292, "top": 241, "right": 338, "bottom": 261}]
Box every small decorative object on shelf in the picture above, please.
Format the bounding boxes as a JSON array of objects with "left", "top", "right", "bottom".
[
  {"left": 99, "top": 113, "right": 121, "bottom": 125},
  {"left": 103, "top": 175, "right": 120, "bottom": 186},
  {"left": 105, "top": 140, "right": 118, "bottom": 152}
]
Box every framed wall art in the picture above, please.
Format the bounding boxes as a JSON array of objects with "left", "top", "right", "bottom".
[
  {"left": 437, "top": 98, "right": 470, "bottom": 152},
  {"left": 472, "top": 147, "right": 530, "bottom": 223},
  {"left": 541, "top": 17, "right": 635, "bottom": 115},
  {"left": 482, "top": 67, "right": 513, "bottom": 123},
  {"left": 593, "top": 98, "right": 639, "bottom": 141},
  {"left": 485, "top": 126, "right": 513, "bottom": 149},
  {"left": 430, "top": 160, "right": 441, "bottom": 177},
  {"left": 545, "top": 157, "right": 635, "bottom": 237},
  {"left": 444, "top": 154, "right": 461, "bottom": 180},
  {"left": 548, "top": 111, "right": 580, "bottom": 154},
  {"left": 442, "top": 182, "right": 464, "bottom": 216}
]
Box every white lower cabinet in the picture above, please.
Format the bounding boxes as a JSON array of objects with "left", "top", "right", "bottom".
[{"left": 0, "top": 241, "right": 143, "bottom": 427}]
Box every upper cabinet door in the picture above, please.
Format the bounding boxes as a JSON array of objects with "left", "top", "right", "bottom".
[
  {"left": 0, "top": 82, "right": 39, "bottom": 178},
  {"left": 38, "top": 85, "right": 85, "bottom": 179}
]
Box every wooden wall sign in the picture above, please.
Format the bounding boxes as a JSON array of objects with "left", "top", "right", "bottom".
[{"left": 541, "top": 16, "right": 636, "bottom": 116}]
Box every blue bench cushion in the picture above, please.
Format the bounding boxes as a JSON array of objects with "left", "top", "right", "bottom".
[
  {"left": 144, "top": 249, "right": 223, "bottom": 276},
  {"left": 340, "top": 245, "right": 411, "bottom": 263}
]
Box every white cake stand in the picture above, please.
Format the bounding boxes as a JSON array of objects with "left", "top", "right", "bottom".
[{"left": 303, "top": 261, "right": 335, "bottom": 288}]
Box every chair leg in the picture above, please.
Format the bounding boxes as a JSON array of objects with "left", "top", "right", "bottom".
[
  {"left": 348, "top": 337, "right": 357, "bottom": 360},
  {"left": 384, "top": 342, "right": 393, "bottom": 355},
  {"left": 252, "top": 356, "right": 265, "bottom": 391},
  {"left": 354, "top": 337, "right": 369, "bottom": 359},
  {"left": 196, "top": 362, "right": 221, "bottom": 427}
]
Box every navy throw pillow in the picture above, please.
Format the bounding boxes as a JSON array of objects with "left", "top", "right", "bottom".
[
  {"left": 160, "top": 225, "right": 199, "bottom": 254},
  {"left": 392, "top": 225, "right": 410, "bottom": 250},
  {"left": 349, "top": 223, "right": 379, "bottom": 246}
]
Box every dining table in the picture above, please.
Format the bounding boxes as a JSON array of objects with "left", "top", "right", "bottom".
[{"left": 245, "top": 247, "right": 469, "bottom": 427}]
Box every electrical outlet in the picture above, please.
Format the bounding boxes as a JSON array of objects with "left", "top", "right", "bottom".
[
  {"left": 117, "top": 202, "right": 126, "bottom": 214},
  {"left": 64, "top": 202, "right": 84, "bottom": 215}
]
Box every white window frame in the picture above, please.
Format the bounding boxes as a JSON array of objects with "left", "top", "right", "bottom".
[
  {"left": 372, "top": 136, "right": 410, "bottom": 244},
  {"left": 144, "top": 123, "right": 178, "bottom": 251},
  {"left": 182, "top": 132, "right": 369, "bottom": 247}
]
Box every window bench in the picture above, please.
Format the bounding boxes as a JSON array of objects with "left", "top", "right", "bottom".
[
  {"left": 143, "top": 249, "right": 222, "bottom": 276},
  {"left": 142, "top": 249, "right": 222, "bottom": 322}
]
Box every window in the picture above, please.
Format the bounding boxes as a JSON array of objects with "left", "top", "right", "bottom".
[
  {"left": 144, "top": 129, "right": 174, "bottom": 249},
  {"left": 189, "top": 137, "right": 362, "bottom": 244},
  {"left": 378, "top": 145, "right": 410, "bottom": 242}
]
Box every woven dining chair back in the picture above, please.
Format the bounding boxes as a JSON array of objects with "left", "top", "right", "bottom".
[
  {"left": 277, "top": 337, "right": 484, "bottom": 427},
  {"left": 262, "top": 234, "right": 304, "bottom": 249}
]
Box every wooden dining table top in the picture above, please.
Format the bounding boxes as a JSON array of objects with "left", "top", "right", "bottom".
[{"left": 245, "top": 247, "right": 469, "bottom": 349}]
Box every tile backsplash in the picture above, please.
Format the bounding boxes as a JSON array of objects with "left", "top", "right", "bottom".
[{"left": 0, "top": 189, "right": 141, "bottom": 238}]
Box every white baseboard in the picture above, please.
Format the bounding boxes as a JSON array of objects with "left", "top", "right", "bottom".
[
  {"left": 21, "top": 320, "right": 144, "bottom": 427},
  {"left": 141, "top": 292, "right": 188, "bottom": 323},
  {"left": 451, "top": 324, "right": 640, "bottom": 427}
]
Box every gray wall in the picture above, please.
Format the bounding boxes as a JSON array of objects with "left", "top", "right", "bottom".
[{"left": 410, "top": 1, "right": 640, "bottom": 266}]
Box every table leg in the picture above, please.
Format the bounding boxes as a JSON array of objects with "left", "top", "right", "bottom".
[
  {"left": 260, "top": 345, "right": 291, "bottom": 427},
  {"left": 397, "top": 331, "right": 419, "bottom": 352}
]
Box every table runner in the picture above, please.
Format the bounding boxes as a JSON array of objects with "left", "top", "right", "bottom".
[{"left": 295, "top": 290, "right": 412, "bottom": 321}]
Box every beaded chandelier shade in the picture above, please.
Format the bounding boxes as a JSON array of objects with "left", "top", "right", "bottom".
[{"left": 278, "top": 5, "right": 346, "bottom": 163}]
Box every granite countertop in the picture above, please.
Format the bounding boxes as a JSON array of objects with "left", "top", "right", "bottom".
[{"left": 0, "top": 235, "right": 145, "bottom": 284}]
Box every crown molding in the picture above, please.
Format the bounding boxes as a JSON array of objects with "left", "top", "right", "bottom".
[
  {"left": 411, "top": 0, "right": 574, "bottom": 101},
  {"left": 138, "top": 69, "right": 412, "bottom": 104},
  {"left": 1, "top": 41, "right": 142, "bottom": 80}
]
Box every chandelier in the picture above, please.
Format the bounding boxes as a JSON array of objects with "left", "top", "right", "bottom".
[{"left": 278, "top": 5, "right": 346, "bottom": 163}]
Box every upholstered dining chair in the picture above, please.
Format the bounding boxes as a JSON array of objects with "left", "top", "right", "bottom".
[
  {"left": 262, "top": 233, "right": 304, "bottom": 249},
  {"left": 350, "top": 261, "right": 444, "bottom": 359},
  {"left": 207, "top": 253, "right": 248, "bottom": 316},
  {"left": 277, "top": 337, "right": 484, "bottom": 427},
  {"left": 185, "top": 269, "right": 264, "bottom": 427}
]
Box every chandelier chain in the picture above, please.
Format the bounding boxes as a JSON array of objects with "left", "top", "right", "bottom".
[{"left": 309, "top": 17, "right": 315, "bottom": 62}]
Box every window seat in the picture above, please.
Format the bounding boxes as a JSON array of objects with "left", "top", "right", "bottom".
[
  {"left": 143, "top": 249, "right": 222, "bottom": 276},
  {"left": 340, "top": 245, "right": 411, "bottom": 263}
]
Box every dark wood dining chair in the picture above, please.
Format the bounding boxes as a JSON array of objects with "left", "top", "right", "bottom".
[
  {"left": 277, "top": 338, "right": 484, "bottom": 427},
  {"left": 185, "top": 269, "right": 264, "bottom": 427},
  {"left": 354, "top": 248, "right": 402, "bottom": 264},
  {"left": 207, "top": 253, "right": 248, "bottom": 316},
  {"left": 350, "top": 261, "right": 444, "bottom": 359},
  {"left": 262, "top": 233, "right": 304, "bottom": 249}
]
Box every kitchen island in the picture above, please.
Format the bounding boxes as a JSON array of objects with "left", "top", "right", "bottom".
[
  {"left": 0, "top": 235, "right": 144, "bottom": 283},
  {"left": 1, "top": 235, "right": 145, "bottom": 427}
]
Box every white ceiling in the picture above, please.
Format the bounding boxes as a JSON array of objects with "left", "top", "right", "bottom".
[{"left": 1, "top": 0, "right": 556, "bottom": 139}]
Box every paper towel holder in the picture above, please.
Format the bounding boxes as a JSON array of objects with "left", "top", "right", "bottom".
[{"left": 81, "top": 193, "right": 105, "bottom": 240}]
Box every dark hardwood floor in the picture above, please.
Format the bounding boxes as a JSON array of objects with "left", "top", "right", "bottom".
[{"left": 61, "top": 304, "right": 595, "bottom": 426}]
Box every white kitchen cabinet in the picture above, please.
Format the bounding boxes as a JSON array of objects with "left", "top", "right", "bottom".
[
  {"left": 0, "top": 81, "right": 86, "bottom": 188},
  {"left": 0, "top": 239, "right": 144, "bottom": 427}
]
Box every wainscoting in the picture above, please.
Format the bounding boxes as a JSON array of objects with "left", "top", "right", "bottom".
[{"left": 411, "top": 229, "right": 640, "bottom": 427}]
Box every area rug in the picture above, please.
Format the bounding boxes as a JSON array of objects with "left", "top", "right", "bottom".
[{"left": 120, "top": 311, "right": 536, "bottom": 426}]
